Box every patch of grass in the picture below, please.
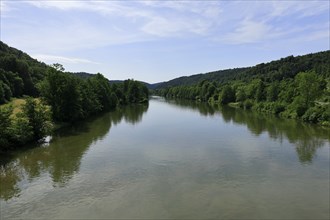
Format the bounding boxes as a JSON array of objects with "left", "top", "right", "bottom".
[
  {"left": 0, "top": 98, "right": 26, "bottom": 116},
  {"left": 0, "top": 98, "right": 42, "bottom": 117}
]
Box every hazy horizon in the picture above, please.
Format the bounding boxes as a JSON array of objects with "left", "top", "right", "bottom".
[{"left": 1, "top": 1, "right": 329, "bottom": 83}]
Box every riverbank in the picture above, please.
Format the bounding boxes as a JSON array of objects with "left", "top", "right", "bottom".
[
  {"left": 224, "top": 100, "right": 330, "bottom": 127},
  {"left": 0, "top": 96, "right": 150, "bottom": 153},
  {"left": 157, "top": 96, "right": 330, "bottom": 127}
]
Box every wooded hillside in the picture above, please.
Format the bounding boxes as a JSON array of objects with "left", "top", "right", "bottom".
[
  {"left": 0, "top": 41, "right": 149, "bottom": 150},
  {"left": 154, "top": 51, "right": 329, "bottom": 89},
  {"left": 155, "top": 51, "right": 330, "bottom": 125}
]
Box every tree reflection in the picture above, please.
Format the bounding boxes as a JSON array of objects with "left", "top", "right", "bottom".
[
  {"left": 0, "top": 103, "right": 148, "bottom": 200},
  {"left": 0, "top": 164, "right": 21, "bottom": 200},
  {"left": 165, "top": 98, "right": 218, "bottom": 117},
  {"left": 164, "top": 98, "right": 329, "bottom": 164},
  {"left": 110, "top": 103, "right": 149, "bottom": 125},
  {"left": 295, "top": 138, "right": 325, "bottom": 163},
  {"left": 219, "top": 106, "right": 329, "bottom": 163}
]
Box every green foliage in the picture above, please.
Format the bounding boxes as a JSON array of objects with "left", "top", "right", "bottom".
[
  {"left": 22, "top": 98, "right": 53, "bottom": 140},
  {"left": 243, "top": 99, "right": 254, "bottom": 110},
  {"left": 119, "top": 79, "right": 149, "bottom": 104},
  {"left": 218, "top": 85, "right": 235, "bottom": 104},
  {"left": 253, "top": 102, "right": 285, "bottom": 115},
  {"left": 51, "top": 63, "right": 65, "bottom": 71},
  {"left": 155, "top": 50, "right": 329, "bottom": 89},
  {"left": 266, "top": 82, "right": 279, "bottom": 102},
  {"left": 235, "top": 85, "right": 246, "bottom": 102},
  {"left": 0, "top": 81, "right": 5, "bottom": 104},
  {"left": 153, "top": 49, "right": 329, "bottom": 125},
  {"left": 79, "top": 81, "right": 102, "bottom": 117},
  {"left": 40, "top": 70, "right": 101, "bottom": 122},
  {"left": 39, "top": 69, "right": 83, "bottom": 122},
  {"left": 155, "top": 65, "right": 329, "bottom": 125},
  {"left": 301, "top": 105, "right": 330, "bottom": 124},
  {"left": 0, "top": 105, "right": 13, "bottom": 148},
  {"left": 10, "top": 113, "right": 33, "bottom": 145},
  {"left": 0, "top": 41, "right": 50, "bottom": 98},
  {"left": 0, "top": 41, "right": 150, "bottom": 149},
  {"left": 254, "top": 80, "right": 265, "bottom": 102},
  {"left": 39, "top": 69, "right": 148, "bottom": 123},
  {"left": 0, "top": 99, "right": 52, "bottom": 151},
  {"left": 295, "top": 71, "right": 322, "bottom": 107},
  {"left": 109, "top": 93, "right": 119, "bottom": 109},
  {"left": 88, "top": 73, "right": 113, "bottom": 111},
  {"left": 0, "top": 80, "right": 13, "bottom": 103}
]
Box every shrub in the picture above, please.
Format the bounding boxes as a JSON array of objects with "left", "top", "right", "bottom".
[{"left": 243, "top": 99, "right": 253, "bottom": 109}]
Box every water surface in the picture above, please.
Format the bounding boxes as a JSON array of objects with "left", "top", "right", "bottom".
[{"left": 1, "top": 97, "right": 329, "bottom": 219}]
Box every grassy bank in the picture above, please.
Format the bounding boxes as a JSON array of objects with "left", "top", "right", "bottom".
[{"left": 1, "top": 98, "right": 26, "bottom": 116}]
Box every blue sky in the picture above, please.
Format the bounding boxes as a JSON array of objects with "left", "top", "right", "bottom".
[{"left": 1, "top": 0, "right": 329, "bottom": 83}]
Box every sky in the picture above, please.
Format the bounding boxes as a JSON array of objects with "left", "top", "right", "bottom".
[{"left": 1, "top": 0, "right": 329, "bottom": 83}]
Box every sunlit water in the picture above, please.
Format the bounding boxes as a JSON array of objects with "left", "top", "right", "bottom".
[{"left": 1, "top": 97, "right": 329, "bottom": 219}]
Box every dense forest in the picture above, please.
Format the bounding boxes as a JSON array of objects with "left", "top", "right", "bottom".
[
  {"left": 0, "top": 41, "right": 148, "bottom": 150},
  {"left": 154, "top": 51, "right": 330, "bottom": 126},
  {"left": 154, "top": 51, "right": 329, "bottom": 89}
]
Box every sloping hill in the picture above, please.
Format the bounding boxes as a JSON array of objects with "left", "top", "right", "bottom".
[
  {"left": 154, "top": 51, "right": 330, "bottom": 89},
  {"left": 154, "top": 50, "right": 330, "bottom": 125},
  {"left": 0, "top": 41, "right": 51, "bottom": 100}
]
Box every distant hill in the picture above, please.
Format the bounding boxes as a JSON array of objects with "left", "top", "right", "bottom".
[
  {"left": 153, "top": 68, "right": 249, "bottom": 89},
  {"left": 152, "top": 51, "right": 330, "bottom": 89},
  {"left": 109, "top": 79, "right": 156, "bottom": 89},
  {"left": 72, "top": 72, "right": 96, "bottom": 79},
  {"left": 0, "top": 41, "right": 51, "bottom": 100},
  {"left": 0, "top": 41, "right": 152, "bottom": 104},
  {"left": 153, "top": 50, "right": 329, "bottom": 125}
]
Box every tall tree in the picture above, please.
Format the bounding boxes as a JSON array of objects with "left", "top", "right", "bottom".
[
  {"left": 295, "top": 71, "right": 322, "bottom": 107},
  {"left": 22, "top": 98, "right": 53, "bottom": 140}
]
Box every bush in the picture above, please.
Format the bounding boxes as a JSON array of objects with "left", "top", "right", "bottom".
[
  {"left": 10, "top": 113, "right": 33, "bottom": 145},
  {"left": 254, "top": 102, "right": 285, "bottom": 115},
  {"left": 0, "top": 98, "right": 53, "bottom": 150},
  {"left": 243, "top": 99, "right": 254, "bottom": 109},
  {"left": 302, "top": 105, "right": 330, "bottom": 123},
  {"left": 22, "top": 98, "right": 53, "bottom": 140},
  {"left": 0, "top": 105, "right": 13, "bottom": 150}
]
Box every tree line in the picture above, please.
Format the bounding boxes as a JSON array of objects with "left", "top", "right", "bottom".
[
  {"left": 154, "top": 51, "right": 330, "bottom": 126},
  {"left": 0, "top": 41, "right": 51, "bottom": 102},
  {"left": 39, "top": 66, "right": 148, "bottom": 122},
  {"left": 155, "top": 50, "right": 329, "bottom": 89},
  {"left": 0, "top": 41, "right": 148, "bottom": 151},
  {"left": 1, "top": 66, "right": 148, "bottom": 151}
]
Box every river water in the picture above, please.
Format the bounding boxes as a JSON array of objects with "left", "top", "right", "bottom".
[{"left": 1, "top": 97, "right": 329, "bottom": 219}]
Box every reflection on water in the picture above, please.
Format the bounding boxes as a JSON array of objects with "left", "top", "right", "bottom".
[
  {"left": 165, "top": 98, "right": 329, "bottom": 164},
  {"left": 109, "top": 102, "right": 149, "bottom": 125},
  {"left": 0, "top": 98, "right": 329, "bottom": 219},
  {"left": 0, "top": 103, "right": 148, "bottom": 200}
]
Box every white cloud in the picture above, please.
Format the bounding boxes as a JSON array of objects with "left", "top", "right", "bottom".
[
  {"left": 23, "top": 0, "right": 220, "bottom": 38},
  {"left": 141, "top": 16, "right": 211, "bottom": 37},
  {"left": 138, "top": 1, "right": 223, "bottom": 36},
  {"left": 270, "top": 1, "right": 329, "bottom": 18},
  {"left": 139, "top": 1, "right": 222, "bottom": 17},
  {"left": 26, "top": 0, "right": 89, "bottom": 11},
  {"left": 32, "top": 54, "right": 100, "bottom": 65},
  {"left": 25, "top": 1, "right": 150, "bottom": 18},
  {"left": 219, "top": 19, "right": 272, "bottom": 44},
  {"left": 2, "top": 0, "right": 329, "bottom": 53},
  {"left": 0, "top": 1, "right": 18, "bottom": 17},
  {"left": 1, "top": 1, "right": 9, "bottom": 12}
]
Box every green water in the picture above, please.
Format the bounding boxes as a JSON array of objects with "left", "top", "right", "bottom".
[{"left": 1, "top": 97, "right": 329, "bottom": 219}]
